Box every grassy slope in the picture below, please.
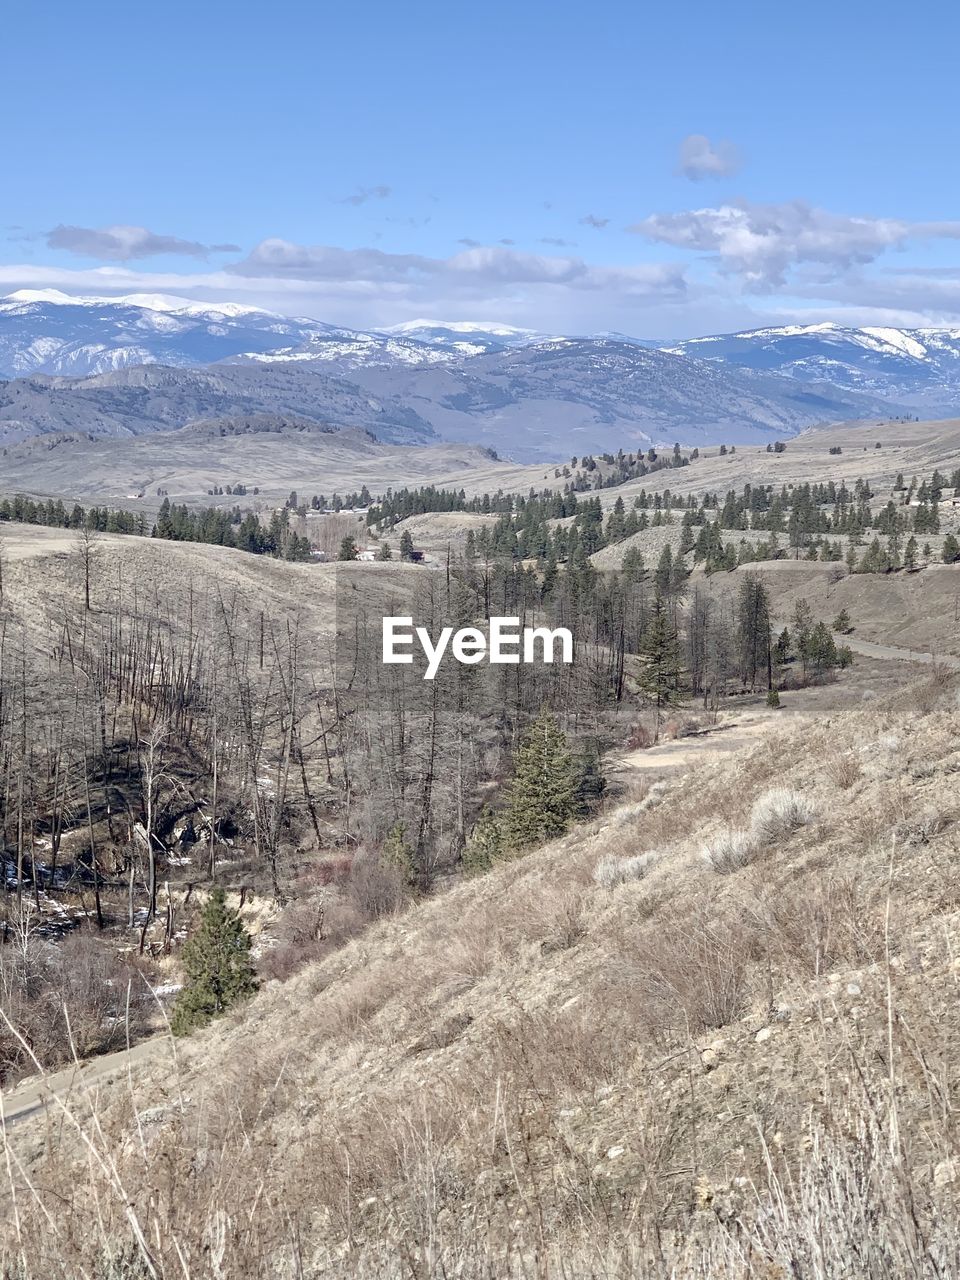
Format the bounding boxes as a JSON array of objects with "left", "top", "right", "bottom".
[
  {"left": 11, "top": 663, "right": 960, "bottom": 1276},
  {"left": 0, "top": 423, "right": 554, "bottom": 515}
]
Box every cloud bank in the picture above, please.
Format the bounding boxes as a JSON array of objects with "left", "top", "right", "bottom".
[
  {"left": 8, "top": 195, "right": 960, "bottom": 335},
  {"left": 46, "top": 224, "right": 240, "bottom": 261}
]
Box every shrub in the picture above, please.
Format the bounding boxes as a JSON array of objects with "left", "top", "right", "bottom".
[
  {"left": 702, "top": 828, "right": 758, "bottom": 874},
  {"left": 594, "top": 851, "right": 658, "bottom": 888},
  {"left": 347, "top": 849, "right": 408, "bottom": 920},
  {"left": 826, "top": 753, "right": 862, "bottom": 790},
  {"left": 766, "top": 689, "right": 781, "bottom": 709},
  {"left": 750, "top": 788, "right": 814, "bottom": 843}
]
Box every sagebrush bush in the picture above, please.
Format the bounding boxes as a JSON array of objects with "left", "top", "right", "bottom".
[
  {"left": 702, "top": 828, "right": 758, "bottom": 874},
  {"left": 749, "top": 788, "right": 814, "bottom": 843},
  {"left": 826, "top": 752, "right": 862, "bottom": 790},
  {"left": 594, "top": 850, "right": 658, "bottom": 888}
]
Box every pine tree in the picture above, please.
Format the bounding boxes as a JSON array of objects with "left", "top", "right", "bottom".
[
  {"left": 399, "top": 530, "right": 415, "bottom": 561},
  {"left": 338, "top": 534, "right": 359, "bottom": 561},
  {"left": 638, "top": 591, "right": 683, "bottom": 741},
  {"left": 171, "top": 889, "right": 258, "bottom": 1036},
  {"left": 461, "top": 806, "right": 504, "bottom": 874},
  {"left": 502, "top": 712, "right": 578, "bottom": 851},
  {"left": 943, "top": 533, "right": 960, "bottom": 564},
  {"left": 832, "top": 608, "right": 852, "bottom": 634},
  {"left": 736, "top": 574, "right": 773, "bottom": 689}
]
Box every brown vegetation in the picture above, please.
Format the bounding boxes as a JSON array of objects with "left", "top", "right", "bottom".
[{"left": 3, "top": 665, "right": 959, "bottom": 1276}]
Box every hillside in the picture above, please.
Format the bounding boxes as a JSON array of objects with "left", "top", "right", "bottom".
[
  {"left": 7, "top": 660, "right": 959, "bottom": 1276},
  {"left": 0, "top": 414, "right": 546, "bottom": 511}
]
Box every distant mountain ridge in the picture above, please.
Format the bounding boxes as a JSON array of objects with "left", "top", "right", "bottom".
[
  {"left": 666, "top": 322, "right": 960, "bottom": 407},
  {"left": 1, "top": 291, "right": 958, "bottom": 460}
]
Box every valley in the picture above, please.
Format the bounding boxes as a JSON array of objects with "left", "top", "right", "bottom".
[{"left": 2, "top": 324, "right": 960, "bottom": 1280}]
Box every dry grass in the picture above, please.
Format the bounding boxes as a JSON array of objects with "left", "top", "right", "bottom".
[{"left": 3, "top": 670, "right": 960, "bottom": 1276}]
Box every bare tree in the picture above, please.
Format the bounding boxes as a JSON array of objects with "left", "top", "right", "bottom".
[{"left": 74, "top": 524, "right": 99, "bottom": 613}]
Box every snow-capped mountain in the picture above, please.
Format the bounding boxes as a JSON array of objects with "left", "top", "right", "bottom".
[
  {"left": 0, "top": 289, "right": 341, "bottom": 377},
  {"left": 2, "top": 291, "right": 959, "bottom": 460},
  {"left": 665, "top": 322, "right": 960, "bottom": 408},
  {"left": 376, "top": 320, "right": 544, "bottom": 356}
]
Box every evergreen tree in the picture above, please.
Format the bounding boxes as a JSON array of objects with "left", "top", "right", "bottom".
[
  {"left": 377, "top": 542, "right": 393, "bottom": 561},
  {"left": 574, "top": 740, "right": 606, "bottom": 816},
  {"left": 462, "top": 806, "right": 504, "bottom": 875},
  {"left": 638, "top": 591, "right": 683, "bottom": 741},
  {"left": 399, "top": 530, "right": 415, "bottom": 561},
  {"left": 171, "top": 889, "right": 258, "bottom": 1036},
  {"left": 736, "top": 574, "right": 773, "bottom": 689},
  {"left": 502, "top": 712, "right": 579, "bottom": 851},
  {"left": 338, "top": 534, "right": 359, "bottom": 561},
  {"left": 382, "top": 821, "right": 416, "bottom": 885},
  {"left": 943, "top": 533, "right": 960, "bottom": 564},
  {"left": 832, "top": 608, "right": 852, "bottom": 634}
]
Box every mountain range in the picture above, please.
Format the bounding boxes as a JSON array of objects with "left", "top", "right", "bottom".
[{"left": 1, "top": 290, "right": 958, "bottom": 460}]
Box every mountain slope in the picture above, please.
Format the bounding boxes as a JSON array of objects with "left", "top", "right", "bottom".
[
  {"left": 340, "top": 337, "right": 901, "bottom": 456},
  {"left": 0, "top": 289, "right": 344, "bottom": 377},
  {"left": 2, "top": 292, "right": 955, "bottom": 459},
  {"left": 667, "top": 321, "right": 960, "bottom": 407},
  {"left": 0, "top": 363, "right": 439, "bottom": 446},
  {"left": 0, "top": 414, "right": 534, "bottom": 508}
]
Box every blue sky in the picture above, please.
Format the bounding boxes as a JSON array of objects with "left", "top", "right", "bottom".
[{"left": 4, "top": 0, "right": 960, "bottom": 335}]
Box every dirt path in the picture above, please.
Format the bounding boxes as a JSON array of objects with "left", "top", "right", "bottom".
[
  {"left": 837, "top": 635, "right": 960, "bottom": 668},
  {"left": 617, "top": 705, "right": 794, "bottom": 774},
  {"left": 1, "top": 1036, "right": 167, "bottom": 1130}
]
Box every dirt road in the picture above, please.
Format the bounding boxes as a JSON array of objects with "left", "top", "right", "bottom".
[
  {"left": 1, "top": 1036, "right": 168, "bottom": 1130},
  {"left": 838, "top": 635, "right": 960, "bottom": 668}
]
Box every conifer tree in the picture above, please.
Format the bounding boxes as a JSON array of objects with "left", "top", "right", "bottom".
[
  {"left": 502, "top": 712, "right": 578, "bottom": 851},
  {"left": 737, "top": 574, "right": 773, "bottom": 689},
  {"left": 171, "top": 889, "right": 258, "bottom": 1036},
  {"left": 338, "top": 534, "right": 359, "bottom": 561},
  {"left": 462, "top": 806, "right": 504, "bottom": 874},
  {"left": 638, "top": 591, "right": 683, "bottom": 741}
]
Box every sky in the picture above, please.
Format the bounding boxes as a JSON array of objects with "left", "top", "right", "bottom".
[{"left": 4, "top": 0, "right": 960, "bottom": 337}]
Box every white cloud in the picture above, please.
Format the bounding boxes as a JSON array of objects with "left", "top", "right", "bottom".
[
  {"left": 677, "top": 134, "right": 741, "bottom": 181},
  {"left": 632, "top": 199, "right": 960, "bottom": 289},
  {"left": 46, "top": 224, "right": 239, "bottom": 261}
]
